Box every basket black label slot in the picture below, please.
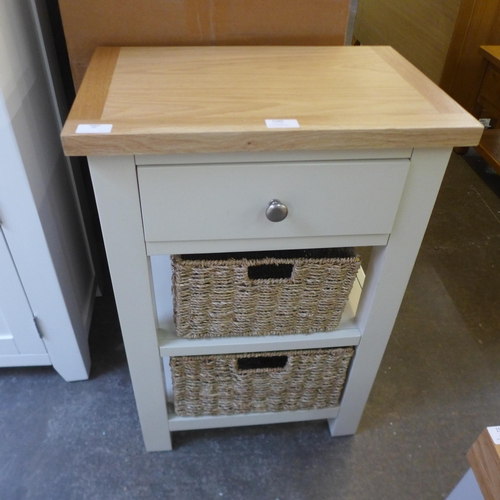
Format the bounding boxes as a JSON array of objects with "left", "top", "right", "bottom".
[
  {"left": 237, "top": 355, "right": 288, "bottom": 370},
  {"left": 247, "top": 264, "right": 293, "bottom": 280}
]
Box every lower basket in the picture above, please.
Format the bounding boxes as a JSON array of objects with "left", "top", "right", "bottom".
[{"left": 170, "top": 347, "right": 355, "bottom": 417}]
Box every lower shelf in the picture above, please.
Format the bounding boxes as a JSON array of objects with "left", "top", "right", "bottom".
[
  {"left": 159, "top": 328, "right": 361, "bottom": 356},
  {"left": 167, "top": 403, "right": 339, "bottom": 431}
]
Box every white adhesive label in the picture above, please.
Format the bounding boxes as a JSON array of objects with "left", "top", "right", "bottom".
[
  {"left": 265, "top": 119, "right": 300, "bottom": 129},
  {"left": 76, "top": 124, "right": 113, "bottom": 134},
  {"left": 487, "top": 426, "right": 500, "bottom": 445}
]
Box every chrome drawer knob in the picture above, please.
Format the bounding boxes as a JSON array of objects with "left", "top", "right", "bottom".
[{"left": 266, "top": 199, "right": 288, "bottom": 222}]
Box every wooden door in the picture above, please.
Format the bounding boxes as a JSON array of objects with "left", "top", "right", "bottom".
[{"left": 0, "top": 227, "right": 50, "bottom": 365}]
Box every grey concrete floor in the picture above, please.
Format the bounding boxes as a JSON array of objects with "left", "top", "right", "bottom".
[{"left": 1, "top": 151, "right": 500, "bottom": 500}]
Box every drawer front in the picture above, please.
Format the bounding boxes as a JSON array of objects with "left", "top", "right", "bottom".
[{"left": 137, "top": 159, "right": 409, "bottom": 243}]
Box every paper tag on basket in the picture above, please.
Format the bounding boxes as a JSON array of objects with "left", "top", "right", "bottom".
[
  {"left": 265, "top": 119, "right": 300, "bottom": 129},
  {"left": 487, "top": 426, "right": 500, "bottom": 445},
  {"left": 76, "top": 124, "right": 113, "bottom": 134}
]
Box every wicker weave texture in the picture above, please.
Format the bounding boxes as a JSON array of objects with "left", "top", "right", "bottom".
[
  {"left": 172, "top": 249, "right": 360, "bottom": 338},
  {"left": 170, "top": 348, "right": 355, "bottom": 417}
]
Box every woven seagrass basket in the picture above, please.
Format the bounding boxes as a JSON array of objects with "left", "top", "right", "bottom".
[
  {"left": 170, "top": 347, "right": 355, "bottom": 417},
  {"left": 171, "top": 248, "right": 360, "bottom": 338}
]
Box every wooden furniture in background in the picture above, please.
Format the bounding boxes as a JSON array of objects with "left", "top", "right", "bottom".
[
  {"left": 0, "top": 0, "right": 96, "bottom": 380},
  {"left": 353, "top": 0, "right": 462, "bottom": 84},
  {"left": 440, "top": 1, "right": 500, "bottom": 114},
  {"left": 467, "top": 427, "right": 500, "bottom": 500},
  {"left": 61, "top": 46, "right": 481, "bottom": 450},
  {"left": 447, "top": 427, "right": 500, "bottom": 500},
  {"left": 354, "top": 0, "right": 500, "bottom": 114},
  {"left": 473, "top": 46, "right": 500, "bottom": 173},
  {"left": 57, "top": 0, "right": 350, "bottom": 91}
]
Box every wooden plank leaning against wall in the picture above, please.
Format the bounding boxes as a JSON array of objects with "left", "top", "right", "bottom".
[{"left": 57, "top": 0, "right": 351, "bottom": 91}]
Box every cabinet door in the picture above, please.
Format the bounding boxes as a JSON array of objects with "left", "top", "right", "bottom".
[{"left": 0, "top": 227, "right": 49, "bottom": 363}]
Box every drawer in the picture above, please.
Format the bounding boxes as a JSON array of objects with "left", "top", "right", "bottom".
[{"left": 137, "top": 159, "right": 409, "bottom": 243}]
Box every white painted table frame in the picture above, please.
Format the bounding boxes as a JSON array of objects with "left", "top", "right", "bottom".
[{"left": 87, "top": 146, "right": 450, "bottom": 452}]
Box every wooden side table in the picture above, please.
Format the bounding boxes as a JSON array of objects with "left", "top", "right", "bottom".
[
  {"left": 468, "top": 427, "right": 500, "bottom": 500},
  {"left": 447, "top": 427, "right": 500, "bottom": 500},
  {"left": 61, "top": 46, "right": 482, "bottom": 451},
  {"left": 474, "top": 46, "right": 500, "bottom": 173}
]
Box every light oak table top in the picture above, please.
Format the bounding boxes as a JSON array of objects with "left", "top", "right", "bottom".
[{"left": 61, "top": 46, "right": 483, "bottom": 156}]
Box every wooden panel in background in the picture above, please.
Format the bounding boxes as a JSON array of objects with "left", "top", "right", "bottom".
[
  {"left": 353, "top": 0, "right": 462, "bottom": 84},
  {"left": 440, "top": 0, "right": 500, "bottom": 112},
  {"left": 58, "top": 0, "right": 350, "bottom": 90}
]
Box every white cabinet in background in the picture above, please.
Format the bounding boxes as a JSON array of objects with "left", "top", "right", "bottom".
[
  {"left": 0, "top": 228, "right": 48, "bottom": 361},
  {"left": 0, "top": 0, "right": 96, "bottom": 381}
]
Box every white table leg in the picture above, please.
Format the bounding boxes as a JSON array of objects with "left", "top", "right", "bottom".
[
  {"left": 330, "top": 148, "right": 452, "bottom": 436},
  {"left": 88, "top": 156, "right": 172, "bottom": 451}
]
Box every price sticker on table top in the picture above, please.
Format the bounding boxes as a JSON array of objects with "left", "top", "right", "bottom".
[
  {"left": 265, "top": 119, "right": 300, "bottom": 129},
  {"left": 76, "top": 124, "right": 113, "bottom": 134},
  {"left": 487, "top": 426, "right": 500, "bottom": 445}
]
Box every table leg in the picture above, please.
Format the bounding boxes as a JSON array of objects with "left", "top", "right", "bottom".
[
  {"left": 329, "top": 148, "right": 452, "bottom": 437},
  {"left": 88, "top": 155, "right": 172, "bottom": 451}
]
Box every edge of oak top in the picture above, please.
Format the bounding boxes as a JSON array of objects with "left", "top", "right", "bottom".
[{"left": 61, "top": 46, "right": 484, "bottom": 156}]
